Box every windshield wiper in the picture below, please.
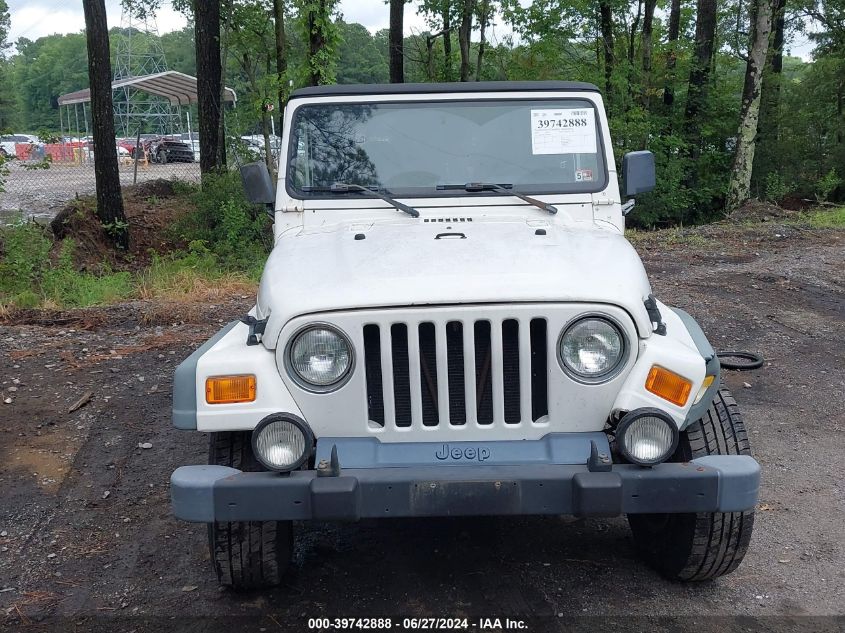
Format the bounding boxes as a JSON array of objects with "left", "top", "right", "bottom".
[
  {"left": 302, "top": 183, "right": 420, "bottom": 218},
  {"left": 436, "top": 182, "right": 558, "bottom": 215}
]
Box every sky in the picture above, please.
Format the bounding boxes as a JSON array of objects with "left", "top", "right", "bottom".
[
  {"left": 6, "top": 0, "right": 818, "bottom": 61},
  {"left": 5, "top": 0, "right": 435, "bottom": 44}
]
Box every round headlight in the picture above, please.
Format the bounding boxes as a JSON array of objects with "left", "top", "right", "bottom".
[
  {"left": 252, "top": 414, "right": 313, "bottom": 472},
  {"left": 287, "top": 325, "right": 353, "bottom": 390},
  {"left": 559, "top": 316, "right": 626, "bottom": 381},
  {"left": 616, "top": 409, "right": 679, "bottom": 466}
]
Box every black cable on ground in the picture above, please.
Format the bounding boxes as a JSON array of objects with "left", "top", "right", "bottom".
[{"left": 716, "top": 351, "right": 764, "bottom": 370}]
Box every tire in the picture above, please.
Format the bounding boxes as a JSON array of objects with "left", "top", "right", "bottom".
[
  {"left": 207, "top": 432, "right": 293, "bottom": 590},
  {"left": 627, "top": 388, "right": 755, "bottom": 581},
  {"left": 157, "top": 149, "right": 167, "bottom": 164}
]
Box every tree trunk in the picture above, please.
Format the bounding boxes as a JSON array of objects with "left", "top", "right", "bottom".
[
  {"left": 273, "top": 0, "right": 287, "bottom": 132},
  {"left": 458, "top": 0, "right": 475, "bottom": 82},
  {"left": 389, "top": 0, "right": 404, "bottom": 83},
  {"left": 443, "top": 0, "right": 452, "bottom": 81},
  {"left": 641, "top": 0, "right": 657, "bottom": 105},
  {"left": 307, "top": 0, "right": 328, "bottom": 86},
  {"left": 195, "top": 0, "right": 224, "bottom": 174},
  {"left": 598, "top": 1, "right": 614, "bottom": 103},
  {"left": 628, "top": 0, "right": 642, "bottom": 67},
  {"left": 82, "top": 0, "right": 128, "bottom": 249},
  {"left": 263, "top": 56, "right": 274, "bottom": 175},
  {"left": 683, "top": 0, "right": 718, "bottom": 145},
  {"left": 663, "top": 0, "right": 681, "bottom": 108},
  {"left": 726, "top": 0, "right": 773, "bottom": 211},
  {"left": 752, "top": 0, "right": 784, "bottom": 190},
  {"left": 475, "top": 0, "right": 488, "bottom": 81}
]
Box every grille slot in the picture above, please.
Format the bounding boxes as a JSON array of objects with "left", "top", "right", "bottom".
[
  {"left": 363, "top": 324, "right": 384, "bottom": 426},
  {"left": 530, "top": 319, "right": 549, "bottom": 421},
  {"left": 362, "top": 316, "right": 549, "bottom": 430},
  {"left": 391, "top": 323, "right": 412, "bottom": 427},
  {"left": 502, "top": 319, "right": 521, "bottom": 424},
  {"left": 446, "top": 321, "right": 466, "bottom": 425}
]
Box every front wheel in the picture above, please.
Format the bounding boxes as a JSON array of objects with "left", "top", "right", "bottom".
[
  {"left": 627, "top": 388, "right": 755, "bottom": 581},
  {"left": 207, "top": 431, "right": 293, "bottom": 590}
]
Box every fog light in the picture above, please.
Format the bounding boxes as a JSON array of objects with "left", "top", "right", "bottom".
[
  {"left": 252, "top": 414, "right": 313, "bottom": 472},
  {"left": 616, "top": 408, "right": 678, "bottom": 466}
]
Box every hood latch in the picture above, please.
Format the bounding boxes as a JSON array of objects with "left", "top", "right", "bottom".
[
  {"left": 240, "top": 315, "right": 269, "bottom": 346},
  {"left": 643, "top": 295, "right": 667, "bottom": 336}
]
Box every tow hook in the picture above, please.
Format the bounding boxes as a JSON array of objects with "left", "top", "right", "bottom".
[
  {"left": 317, "top": 445, "right": 342, "bottom": 477},
  {"left": 587, "top": 440, "right": 612, "bottom": 472}
]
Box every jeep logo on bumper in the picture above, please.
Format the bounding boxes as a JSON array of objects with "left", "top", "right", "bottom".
[{"left": 435, "top": 444, "right": 491, "bottom": 462}]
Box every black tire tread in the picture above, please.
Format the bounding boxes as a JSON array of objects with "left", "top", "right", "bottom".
[
  {"left": 628, "top": 388, "right": 755, "bottom": 582},
  {"left": 207, "top": 431, "right": 292, "bottom": 590}
]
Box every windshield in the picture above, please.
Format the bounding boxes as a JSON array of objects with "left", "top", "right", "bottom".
[{"left": 288, "top": 98, "right": 606, "bottom": 197}]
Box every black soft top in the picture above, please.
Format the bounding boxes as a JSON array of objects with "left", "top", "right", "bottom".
[{"left": 289, "top": 81, "right": 600, "bottom": 100}]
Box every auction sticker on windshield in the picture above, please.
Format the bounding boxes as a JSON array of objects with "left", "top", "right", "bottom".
[{"left": 530, "top": 108, "right": 596, "bottom": 155}]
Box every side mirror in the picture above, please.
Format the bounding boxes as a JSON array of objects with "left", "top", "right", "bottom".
[
  {"left": 240, "top": 161, "right": 275, "bottom": 209},
  {"left": 622, "top": 150, "right": 655, "bottom": 197}
]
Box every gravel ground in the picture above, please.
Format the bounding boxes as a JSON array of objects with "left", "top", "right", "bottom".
[
  {"left": 0, "top": 222, "right": 843, "bottom": 632},
  {"left": 0, "top": 161, "right": 201, "bottom": 222}
]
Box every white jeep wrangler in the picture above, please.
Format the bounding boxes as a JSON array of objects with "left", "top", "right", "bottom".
[{"left": 170, "top": 81, "right": 760, "bottom": 589}]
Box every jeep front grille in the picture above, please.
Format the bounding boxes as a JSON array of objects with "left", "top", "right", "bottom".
[{"left": 363, "top": 318, "right": 549, "bottom": 429}]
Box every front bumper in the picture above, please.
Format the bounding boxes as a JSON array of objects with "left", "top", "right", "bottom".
[{"left": 171, "top": 455, "right": 760, "bottom": 523}]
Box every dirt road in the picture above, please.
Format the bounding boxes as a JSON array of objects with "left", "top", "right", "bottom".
[{"left": 1, "top": 222, "right": 843, "bottom": 631}]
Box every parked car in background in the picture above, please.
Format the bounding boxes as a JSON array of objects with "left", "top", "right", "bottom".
[
  {"left": 1, "top": 134, "right": 43, "bottom": 158},
  {"left": 177, "top": 133, "right": 200, "bottom": 161},
  {"left": 141, "top": 136, "right": 194, "bottom": 164},
  {"left": 239, "top": 134, "right": 281, "bottom": 162}
]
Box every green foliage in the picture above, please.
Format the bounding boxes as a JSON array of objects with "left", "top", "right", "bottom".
[
  {"left": 40, "top": 240, "right": 133, "bottom": 307},
  {"left": 171, "top": 170, "right": 271, "bottom": 273},
  {"left": 799, "top": 206, "right": 845, "bottom": 228},
  {"left": 0, "top": 219, "right": 52, "bottom": 296},
  {"left": 295, "top": 0, "right": 341, "bottom": 85},
  {"left": 816, "top": 169, "right": 842, "bottom": 202},
  {"left": 0, "top": 222, "right": 132, "bottom": 309},
  {"left": 764, "top": 172, "right": 789, "bottom": 203}
]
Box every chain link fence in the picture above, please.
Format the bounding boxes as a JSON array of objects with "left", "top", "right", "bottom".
[{"left": 0, "top": 137, "right": 203, "bottom": 223}]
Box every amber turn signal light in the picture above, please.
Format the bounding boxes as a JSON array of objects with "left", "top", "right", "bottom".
[
  {"left": 645, "top": 365, "right": 692, "bottom": 407},
  {"left": 206, "top": 375, "right": 256, "bottom": 404}
]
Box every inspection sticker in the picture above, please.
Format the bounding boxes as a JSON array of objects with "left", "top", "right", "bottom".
[{"left": 530, "top": 108, "right": 597, "bottom": 155}]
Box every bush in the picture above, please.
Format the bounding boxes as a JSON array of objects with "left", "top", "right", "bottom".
[
  {"left": 816, "top": 169, "right": 842, "bottom": 203},
  {"left": 171, "top": 170, "right": 271, "bottom": 271},
  {"left": 0, "top": 219, "right": 52, "bottom": 296},
  {"left": 0, "top": 222, "right": 133, "bottom": 310},
  {"left": 764, "top": 172, "right": 789, "bottom": 203}
]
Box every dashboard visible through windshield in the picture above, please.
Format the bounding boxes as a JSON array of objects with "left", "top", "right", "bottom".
[{"left": 287, "top": 99, "right": 607, "bottom": 198}]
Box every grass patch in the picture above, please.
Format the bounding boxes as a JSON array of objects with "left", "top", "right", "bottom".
[
  {"left": 625, "top": 226, "right": 712, "bottom": 248},
  {"left": 798, "top": 206, "right": 845, "bottom": 228},
  {"left": 1, "top": 172, "right": 272, "bottom": 313},
  {"left": 0, "top": 221, "right": 262, "bottom": 313},
  {"left": 137, "top": 244, "right": 260, "bottom": 303}
]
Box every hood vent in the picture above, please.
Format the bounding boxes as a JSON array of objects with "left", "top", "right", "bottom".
[{"left": 423, "top": 217, "right": 473, "bottom": 223}]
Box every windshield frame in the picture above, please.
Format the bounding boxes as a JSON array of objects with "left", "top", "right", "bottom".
[{"left": 284, "top": 96, "right": 610, "bottom": 201}]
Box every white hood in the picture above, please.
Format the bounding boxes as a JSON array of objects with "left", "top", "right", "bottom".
[{"left": 257, "top": 216, "right": 653, "bottom": 347}]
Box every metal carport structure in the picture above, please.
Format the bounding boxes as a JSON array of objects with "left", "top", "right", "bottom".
[{"left": 57, "top": 70, "right": 237, "bottom": 149}]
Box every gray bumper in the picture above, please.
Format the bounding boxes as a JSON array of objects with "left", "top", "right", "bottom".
[{"left": 171, "top": 455, "right": 760, "bottom": 523}]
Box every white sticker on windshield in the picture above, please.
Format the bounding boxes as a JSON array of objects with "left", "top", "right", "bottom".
[{"left": 530, "top": 108, "right": 597, "bottom": 155}]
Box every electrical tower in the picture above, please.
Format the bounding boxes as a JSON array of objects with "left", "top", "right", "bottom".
[{"left": 112, "top": 7, "right": 182, "bottom": 137}]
